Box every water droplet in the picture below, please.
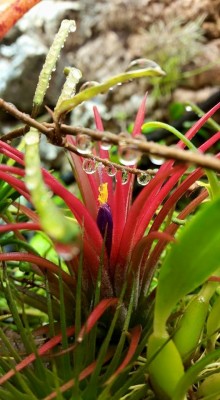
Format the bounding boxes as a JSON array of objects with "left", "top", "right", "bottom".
[
  {"left": 118, "top": 132, "right": 140, "bottom": 166},
  {"left": 82, "top": 158, "right": 97, "bottom": 174},
  {"left": 69, "top": 23, "right": 76, "bottom": 33},
  {"left": 104, "top": 164, "right": 117, "bottom": 177},
  {"left": 118, "top": 146, "right": 139, "bottom": 166},
  {"left": 100, "top": 138, "right": 111, "bottom": 150},
  {"left": 121, "top": 169, "right": 129, "bottom": 184},
  {"left": 137, "top": 172, "right": 151, "bottom": 186},
  {"left": 185, "top": 105, "right": 192, "bottom": 112},
  {"left": 149, "top": 155, "right": 165, "bottom": 166},
  {"left": 125, "top": 58, "right": 161, "bottom": 72},
  {"left": 75, "top": 134, "right": 93, "bottom": 154},
  {"left": 79, "top": 81, "right": 99, "bottom": 92}
]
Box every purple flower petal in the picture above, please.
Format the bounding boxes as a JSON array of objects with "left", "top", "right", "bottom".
[{"left": 97, "top": 203, "right": 113, "bottom": 257}]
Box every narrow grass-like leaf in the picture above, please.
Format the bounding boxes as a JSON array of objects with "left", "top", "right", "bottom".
[
  {"left": 106, "top": 325, "right": 142, "bottom": 385},
  {"left": 43, "top": 349, "right": 115, "bottom": 400},
  {"left": 45, "top": 276, "right": 56, "bottom": 337},
  {"left": 83, "top": 286, "right": 127, "bottom": 398},
  {"left": 154, "top": 196, "right": 220, "bottom": 335},
  {"left": 1, "top": 377, "right": 37, "bottom": 400},
  {"left": 0, "top": 326, "right": 75, "bottom": 386},
  {"left": 57, "top": 258, "right": 71, "bottom": 380},
  {"left": 87, "top": 237, "right": 106, "bottom": 364},
  {"left": 71, "top": 248, "right": 84, "bottom": 395},
  {"left": 102, "top": 281, "right": 136, "bottom": 383},
  {"left": 185, "top": 101, "right": 220, "bottom": 132},
  {"left": 2, "top": 270, "right": 33, "bottom": 354}
]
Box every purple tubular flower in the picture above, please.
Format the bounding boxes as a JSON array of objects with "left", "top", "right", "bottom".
[{"left": 96, "top": 203, "right": 113, "bottom": 257}]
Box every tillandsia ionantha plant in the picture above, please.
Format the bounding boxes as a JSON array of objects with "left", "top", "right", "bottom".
[{"left": 0, "top": 17, "right": 220, "bottom": 400}]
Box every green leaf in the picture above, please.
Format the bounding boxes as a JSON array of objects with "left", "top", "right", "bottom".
[
  {"left": 172, "top": 348, "right": 220, "bottom": 400},
  {"left": 55, "top": 60, "right": 165, "bottom": 121},
  {"left": 154, "top": 196, "right": 220, "bottom": 334},
  {"left": 169, "top": 102, "right": 185, "bottom": 121}
]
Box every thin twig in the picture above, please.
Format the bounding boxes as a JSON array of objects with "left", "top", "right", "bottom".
[
  {"left": 65, "top": 142, "right": 159, "bottom": 176},
  {"left": 1, "top": 98, "right": 220, "bottom": 173},
  {"left": 62, "top": 125, "right": 220, "bottom": 173},
  {"left": 0, "top": 98, "right": 52, "bottom": 137}
]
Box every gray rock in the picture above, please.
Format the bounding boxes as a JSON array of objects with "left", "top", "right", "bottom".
[
  {"left": 0, "top": 35, "right": 48, "bottom": 111},
  {"left": 16, "top": 1, "right": 81, "bottom": 43},
  {"left": 0, "top": 1, "right": 80, "bottom": 112}
]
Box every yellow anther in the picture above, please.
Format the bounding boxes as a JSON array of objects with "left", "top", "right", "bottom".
[{"left": 98, "top": 182, "right": 108, "bottom": 205}]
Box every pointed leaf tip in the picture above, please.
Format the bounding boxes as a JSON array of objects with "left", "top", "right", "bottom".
[
  {"left": 132, "top": 93, "right": 148, "bottom": 136},
  {"left": 93, "top": 106, "right": 104, "bottom": 131}
]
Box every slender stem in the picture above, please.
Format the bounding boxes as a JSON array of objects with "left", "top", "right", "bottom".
[
  {"left": 1, "top": 98, "right": 220, "bottom": 173},
  {"left": 65, "top": 142, "right": 158, "bottom": 176},
  {"left": 0, "top": 98, "right": 52, "bottom": 136},
  {"left": 63, "top": 131, "right": 220, "bottom": 173}
]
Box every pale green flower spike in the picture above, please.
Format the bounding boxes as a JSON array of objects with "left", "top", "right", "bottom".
[
  {"left": 24, "top": 128, "right": 76, "bottom": 244},
  {"left": 33, "top": 20, "right": 76, "bottom": 110},
  {"left": 54, "top": 60, "right": 166, "bottom": 121},
  {"left": 55, "top": 67, "right": 82, "bottom": 112}
]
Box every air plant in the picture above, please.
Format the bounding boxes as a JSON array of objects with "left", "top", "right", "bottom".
[{"left": 0, "top": 18, "right": 220, "bottom": 400}]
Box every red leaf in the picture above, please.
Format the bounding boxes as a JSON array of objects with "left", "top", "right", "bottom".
[
  {"left": 0, "top": 0, "right": 41, "bottom": 40},
  {"left": 0, "top": 252, "right": 75, "bottom": 286},
  {"left": 132, "top": 93, "right": 147, "bottom": 136},
  {"left": 93, "top": 105, "right": 104, "bottom": 131},
  {"left": 77, "top": 298, "right": 118, "bottom": 342},
  {"left": 177, "top": 102, "right": 220, "bottom": 149},
  {"left": 0, "top": 222, "right": 41, "bottom": 234}
]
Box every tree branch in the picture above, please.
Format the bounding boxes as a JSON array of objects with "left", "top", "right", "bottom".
[{"left": 1, "top": 98, "right": 220, "bottom": 174}]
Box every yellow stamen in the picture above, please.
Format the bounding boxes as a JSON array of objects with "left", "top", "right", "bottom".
[{"left": 98, "top": 183, "right": 108, "bottom": 205}]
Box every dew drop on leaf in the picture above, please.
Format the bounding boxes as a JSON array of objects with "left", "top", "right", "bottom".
[
  {"left": 104, "top": 164, "right": 117, "bottom": 177},
  {"left": 100, "top": 138, "right": 111, "bottom": 150},
  {"left": 76, "top": 134, "right": 93, "bottom": 154},
  {"left": 79, "top": 81, "right": 99, "bottom": 92},
  {"left": 137, "top": 172, "right": 151, "bottom": 186},
  {"left": 125, "top": 58, "right": 161, "bottom": 72},
  {"left": 118, "top": 146, "right": 139, "bottom": 166},
  {"left": 82, "top": 158, "right": 97, "bottom": 174},
  {"left": 118, "top": 132, "right": 140, "bottom": 166},
  {"left": 149, "top": 155, "right": 165, "bottom": 165},
  {"left": 121, "top": 169, "right": 129, "bottom": 185}
]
